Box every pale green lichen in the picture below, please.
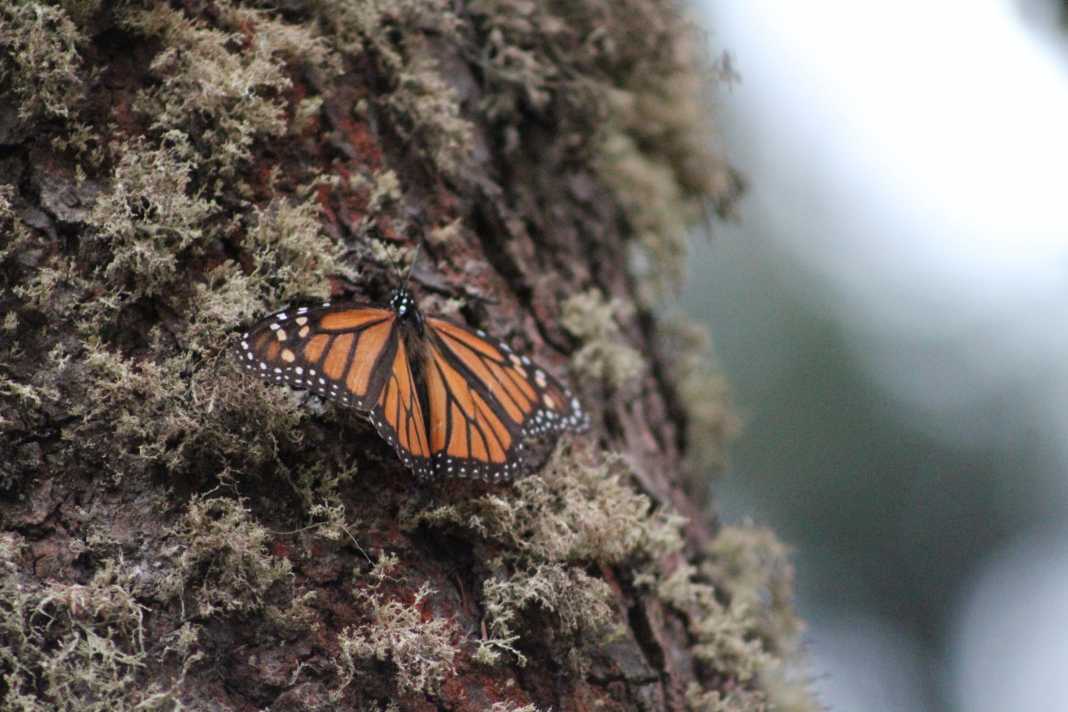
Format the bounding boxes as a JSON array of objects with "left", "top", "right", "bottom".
[
  {"left": 686, "top": 683, "right": 767, "bottom": 712},
  {"left": 286, "top": 461, "right": 362, "bottom": 540},
  {"left": 480, "top": 561, "right": 618, "bottom": 668},
  {"left": 428, "top": 217, "right": 464, "bottom": 245},
  {"left": 158, "top": 495, "right": 292, "bottom": 618},
  {"left": 344, "top": 168, "right": 410, "bottom": 247},
  {"left": 408, "top": 447, "right": 684, "bottom": 566},
  {"left": 52, "top": 0, "right": 103, "bottom": 31},
  {"left": 71, "top": 336, "right": 306, "bottom": 483},
  {"left": 0, "top": 3, "right": 87, "bottom": 120},
  {"left": 309, "top": 0, "right": 474, "bottom": 177},
  {"left": 490, "top": 701, "right": 546, "bottom": 712},
  {"left": 467, "top": 0, "right": 738, "bottom": 292},
  {"left": 336, "top": 554, "right": 460, "bottom": 696},
  {"left": 661, "top": 523, "right": 817, "bottom": 712},
  {"left": 658, "top": 563, "right": 770, "bottom": 683},
  {"left": 122, "top": 3, "right": 339, "bottom": 181},
  {"left": 87, "top": 132, "right": 216, "bottom": 301},
  {"left": 687, "top": 668, "right": 818, "bottom": 712},
  {"left": 0, "top": 534, "right": 183, "bottom": 712},
  {"left": 561, "top": 288, "right": 645, "bottom": 391},
  {"left": 597, "top": 27, "right": 738, "bottom": 297},
  {"left": 243, "top": 195, "right": 353, "bottom": 304},
  {"left": 409, "top": 448, "right": 682, "bottom": 667},
  {"left": 467, "top": 0, "right": 560, "bottom": 121},
  {"left": 661, "top": 316, "right": 739, "bottom": 492},
  {"left": 755, "top": 664, "right": 823, "bottom": 712},
  {"left": 702, "top": 523, "right": 803, "bottom": 655},
  {"left": 0, "top": 184, "right": 35, "bottom": 310}
]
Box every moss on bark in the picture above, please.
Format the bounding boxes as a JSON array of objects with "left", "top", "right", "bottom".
[{"left": 1, "top": 1, "right": 812, "bottom": 710}]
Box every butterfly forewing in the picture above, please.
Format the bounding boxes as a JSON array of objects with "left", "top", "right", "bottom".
[{"left": 238, "top": 304, "right": 396, "bottom": 411}]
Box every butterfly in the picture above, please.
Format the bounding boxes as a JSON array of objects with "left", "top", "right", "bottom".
[{"left": 237, "top": 287, "right": 589, "bottom": 482}]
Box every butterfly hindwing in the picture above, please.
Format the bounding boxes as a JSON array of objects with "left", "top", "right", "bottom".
[
  {"left": 366, "top": 335, "right": 432, "bottom": 478},
  {"left": 422, "top": 317, "right": 588, "bottom": 481}
]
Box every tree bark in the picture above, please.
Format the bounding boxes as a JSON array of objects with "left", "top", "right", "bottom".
[{"left": 1, "top": 2, "right": 810, "bottom": 711}]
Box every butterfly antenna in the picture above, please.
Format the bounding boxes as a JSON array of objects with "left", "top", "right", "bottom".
[{"left": 402, "top": 242, "right": 422, "bottom": 290}]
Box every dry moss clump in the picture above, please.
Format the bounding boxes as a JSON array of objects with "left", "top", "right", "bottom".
[
  {"left": 468, "top": 0, "right": 739, "bottom": 292},
  {"left": 0, "top": 534, "right": 171, "bottom": 711},
  {"left": 662, "top": 524, "right": 816, "bottom": 712},
  {"left": 561, "top": 288, "right": 645, "bottom": 392},
  {"left": 479, "top": 561, "right": 617, "bottom": 668},
  {"left": 336, "top": 554, "right": 461, "bottom": 697},
  {"left": 123, "top": 3, "right": 340, "bottom": 180},
  {"left": 65, "top": 336, "right": 305, "bottom": 483},
  {"left": 660, "top": 316, "right": 740, "bottom": 493},
  {"left": 308, "top": 0, "right": 474, "bottom": 177},
  {"left": 159, "top": 495, "right": 294, "bottom": 618},
  {"left": 244, "top": 196, "right": 352, "bottom": 304},
  {"left": 702, "top": 523, "right": 803, "bottom": 655},
  {"left": 88, "top": 134, "right": 217, "bottom": 300},
  {"left": 659, "top": 562, "right": 771, "bottom": 683},
  {"left": 0, "top": 3, "right": 88, "bottom": 122},
  {"left": 408, "top": 450, "right": 813, "bottom": 708},
  {"left": 409, "top": 448, "right": 684, "bottom": 666},
  {"left": 409, "top": 447, "right": 684, "bottom": 566}
]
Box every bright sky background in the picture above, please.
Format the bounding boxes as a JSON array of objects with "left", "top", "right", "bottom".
[
  {"left": 705, "top": 1, "right": 1068, "bottom": 422},
  {"left": 697, "top": 2, "right": 1068, "bottom": 710}
]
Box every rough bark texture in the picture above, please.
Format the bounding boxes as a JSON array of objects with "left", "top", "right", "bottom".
[{"left": 1, "top": 2, "right": 813, "bottom": 711}]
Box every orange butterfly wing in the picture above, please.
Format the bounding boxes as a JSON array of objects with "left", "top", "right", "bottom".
[
  {"left": 238, "top": 303, "right": 433, "bottom": 477},
  {"left": 239, "top": 299, "right": 587, "bottom": 482},
  {"left": 370, "top": 335, "right": 431, "bottom": 473},
  {"left": 422, "top": 317, "right": 588, "bottom": 481}
]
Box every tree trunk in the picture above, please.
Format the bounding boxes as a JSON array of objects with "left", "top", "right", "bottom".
[{"left": 0, "top": 2, "right": 812, "bottom": 710}]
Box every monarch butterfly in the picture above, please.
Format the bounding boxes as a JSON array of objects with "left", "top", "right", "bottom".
[{"left": 237, "top": 287, "right": 588, "bottom": 482}]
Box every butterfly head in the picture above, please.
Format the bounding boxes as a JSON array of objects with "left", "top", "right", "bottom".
[{"left": 388, "top": 288, "right": 419, "bottom": 323}]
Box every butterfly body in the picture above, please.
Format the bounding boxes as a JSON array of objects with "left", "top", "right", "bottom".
[{"left": 238, "top": 288, "right": 588, "bottom": 482}]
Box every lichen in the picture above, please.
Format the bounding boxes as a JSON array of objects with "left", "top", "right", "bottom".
[
  {"left": 158, "top": 495, "right": 293, "bottom": 618},
  {"left": 490, "top": 702, "right": 546, "bottom": 712},
  {"left": 660, "top": 524, "right": 817, "bottom": 712},
  {"left": 596, "top": 26, "right": 740, "bottom": 297},
  {"left": 414, "top": 454, "right": 811, "bottom": 705},
  {"left": 87, "top": 132, "right": 216, "bottom": 301},
  {"left": 52, "top": 1, "right": 103, "bottom": 30},
  {"left": 480, "top": 561, "right": 618, "bottom": 668},
  {"left": 408, "top": 446, "right": 683, "bottom": 566},
  {"left": 561, "top": 288, "right": 645, "bottom": 391},
  {"left": 467, "top": 0, "right": 739, "bottom": 292},
  {"left": 702, "top": 523, "right": 803, "bottom": 655},
  {"left": 661, "top": 316, "right": 740, "bottom": 493},
  {"left": 409, "top": 447, "right": 682, "bottom": 667},
  {"left": 308, "top": 0, "right": 474, "bottom": 177},
  {"left": 287, "top": 461, "right": 362, "bottom": 541},
  {"left": 686, "top": 683, "right": 767, "bottom": 712},
  {"left": 0, "top": 534, "right": 182, "bottom": 711},
  {"left": 122, "top": 3, "right": 339, "bottom": 180},
  {"left": 336, "top": 554, "right": 460, "bottom": 696},
  {"left": 243, "top": 195, "right": 353, "bottom": 304},
  {"left": 0, "top": 3, "right": 88, "bottom": 121},
  {"left": 68, "top": 335, "right": 306, "bottom": 483},
  {"left": 658, "top": 563, "right": 770, "bottom": 683}
]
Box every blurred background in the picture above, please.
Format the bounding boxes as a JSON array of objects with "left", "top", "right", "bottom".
[{"left": 686, "top": 2, "right": 1068, "bottom": 710}]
